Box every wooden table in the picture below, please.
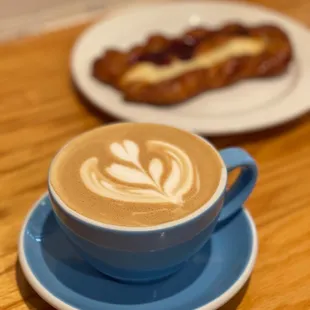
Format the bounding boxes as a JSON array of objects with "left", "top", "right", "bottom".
[{"left": 1, "top": 0, "right": 310, "bottom": 309}]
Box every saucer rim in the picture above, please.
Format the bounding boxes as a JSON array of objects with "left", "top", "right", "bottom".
[{"left": 18, "top": 192, "right": 258, "bottom": 310}]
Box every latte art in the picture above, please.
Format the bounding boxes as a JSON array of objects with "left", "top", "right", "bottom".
[
  {"left": 50, "top": 123, "right": 222, "bottom": 227},
  {"left": 80, "top": 140, "right": 200, "bottom": 204}
]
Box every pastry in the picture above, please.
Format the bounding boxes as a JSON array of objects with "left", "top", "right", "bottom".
[{"left": 92, "top": 23, "right": 293, "bottom": 105}]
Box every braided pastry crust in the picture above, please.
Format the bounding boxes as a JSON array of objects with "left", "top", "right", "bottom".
[{"left": 92, "top": 23, "right": 293, "bottom": 105}]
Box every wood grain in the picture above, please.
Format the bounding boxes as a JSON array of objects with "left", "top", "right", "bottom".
[{"left": 0, "top": 1, "right": 310, "bottom": 309}]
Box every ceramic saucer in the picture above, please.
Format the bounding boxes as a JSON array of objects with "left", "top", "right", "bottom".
[{"left": 19, "top": 193, "right": 258, "bottom": 310}]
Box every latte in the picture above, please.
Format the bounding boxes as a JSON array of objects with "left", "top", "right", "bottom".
[{"left": 49, "top": 123, "right": 223, "bottom": 227}]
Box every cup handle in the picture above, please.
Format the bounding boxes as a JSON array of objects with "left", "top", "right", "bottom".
[{"left": 218, "top": 147, "right": 258, "bottom": 222}]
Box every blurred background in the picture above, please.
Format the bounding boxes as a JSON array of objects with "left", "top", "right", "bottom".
[{"left": 0, "top": 0, "right": 123, "bottom": 41}]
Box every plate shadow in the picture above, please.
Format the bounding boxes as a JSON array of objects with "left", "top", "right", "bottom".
[{"left": 72, "top": 78, "right": 309, "bottom": 146}]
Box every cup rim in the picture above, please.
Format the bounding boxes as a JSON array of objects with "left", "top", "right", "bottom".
[{"left": 48, "top": 123, "right": 227, "bottom": 232}]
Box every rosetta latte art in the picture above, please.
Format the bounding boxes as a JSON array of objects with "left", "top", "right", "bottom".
[{"left": 80, "top": 140, "right": 200, "bottom": 204}]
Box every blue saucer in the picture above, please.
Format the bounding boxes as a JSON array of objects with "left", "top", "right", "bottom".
[{"left": 19, "top": 193, "right": 258, "bottom": 310}]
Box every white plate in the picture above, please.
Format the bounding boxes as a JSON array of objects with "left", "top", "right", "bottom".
[{"left": 71, "top": 0, "right": 310, "bottom": 135}]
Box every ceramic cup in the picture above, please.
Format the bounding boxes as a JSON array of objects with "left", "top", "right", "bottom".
[{"left": 48, "top": 136, "right": 257, "bottom": 283}]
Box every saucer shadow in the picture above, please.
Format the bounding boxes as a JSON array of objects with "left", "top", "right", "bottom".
[
  {"left": 40, "top": 212, "right": 211, "bottom": 305},
  {"left": 16, "top": 255, "right": 250, "bottom": 310},
  {"left": 16, "top": 260, "right": 55, "bottom": 309},
  {"left": 218, "top": 278, "right": 250, "bottom": 310}
]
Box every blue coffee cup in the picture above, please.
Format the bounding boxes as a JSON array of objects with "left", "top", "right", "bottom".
[{"left": 48, "top": 139, "right": 257, "bottom": 283}]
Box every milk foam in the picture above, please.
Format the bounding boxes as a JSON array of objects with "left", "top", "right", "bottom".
[
  {"left": 80, "top": 140, "right": 200, "bottom": 204},
  {"left": 50, "top": 123, "right": 222, "bottom": 227}
]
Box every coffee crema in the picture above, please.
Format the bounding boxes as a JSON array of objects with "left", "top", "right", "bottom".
[{"left": 50, "top": 123, "right": 223, "bottom": 227}]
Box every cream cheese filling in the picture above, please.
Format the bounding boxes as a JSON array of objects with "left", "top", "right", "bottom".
[{"left": 122, "top": 37, "right": 265, "bottom": 84}]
